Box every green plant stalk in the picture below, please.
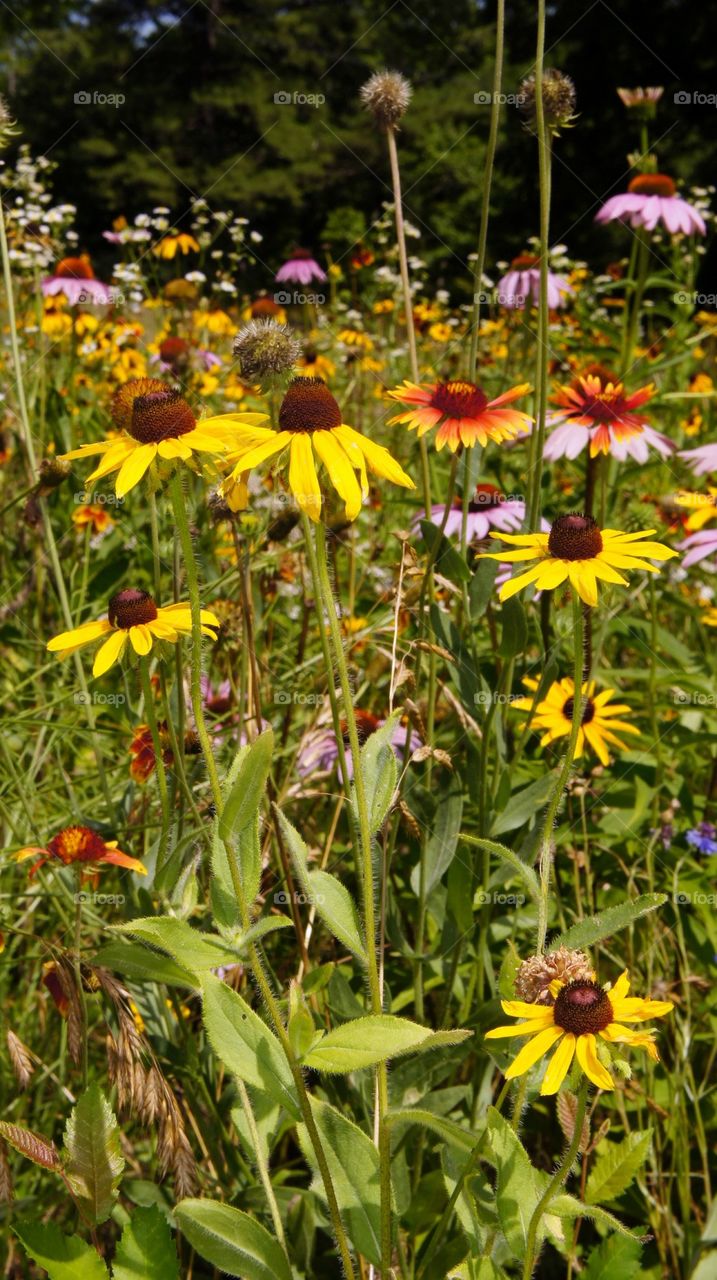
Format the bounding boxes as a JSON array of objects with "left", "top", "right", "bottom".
[
  {"left": 467, "top": 0, "right": 506, "bottom": 379},
  {"left": 139, "top": 658, "right": 171, "bottom": 871},
  {"left": 74, "top": 866, "right": 89, "bottom": 1090},
  {"left": 522, "top": 1078, "right": 589, "bottom": 1279},
  {"left": 536, "top": 593, "right": 585, "bottom": 953},
  {"left": 235, "top": 1077, "right": 288, "bottom": 1257},
  {"left": 169, "top": 470, "right": 223, "bottom": 810},
  {"left": 312, "top": 520, "right": 392, "bottom": 1273},
  {"left": 527, "top": 0, "right": 553, "bottom": 531},
  {"left": 621, "top": 229, "right": 650, "bottom": 376}
]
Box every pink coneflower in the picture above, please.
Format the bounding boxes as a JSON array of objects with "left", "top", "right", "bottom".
[
  {"left": 275, "top": 248, "right": 327, "bottom": 286},
  {"left": 297, "top": 711, "right": 420, "bottom": 780},
  {"left": 496, "top": 253, "right": 573, "bottom": 310},
  {"left": 42, "top": 255, "right": 112, "bottom": 305},
  {"left": 680, "top": 444, "right": 717, "bottom": 477},
  {"left": 544, "top": 369, "right": 674, "bottom": 461},
  {"left": 677, "top": 528, "right": 717, "bottom": 569},
  {"left": 595, "top": 174, "right": 706, "bottom": 236},
  {"left": 415, "top": 484, "right": 526, "bottom": 542}
]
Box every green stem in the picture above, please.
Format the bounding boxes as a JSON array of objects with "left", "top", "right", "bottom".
[
  {"left": 468, "top": 0, "right": 506, "bottom": 379},
  {"left": 522, "top": 1079, "right": 588, "bottom": 1279},
  {"left": 235, "top": 1077, "right": 288, "bottom": 1258},
  {"left": 527, "top": 0, "right": 553, "bottom": 531},
  {"left": 74, "top": 868, "right": 89, "bottom": 1089},
  {"left": 139, "top": 659, "right": 171, "bottom": 872},
  {"left": 536, "top": 593, "right": 585, "bottom": 953}
]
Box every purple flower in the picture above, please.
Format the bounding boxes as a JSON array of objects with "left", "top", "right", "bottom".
[
  {"left": 596, "top": 173, "right": 706, "bottom": 237},
  {"left": 297, "top": 712, "right": 420, "bottom": 780},
  {"left": 414, "top": 484, "right": 526, "bottom": 543},
  {"left": 677, "top": 527, "right": 717, "bottom": 569},
  {"left": 497, "top": 254, "right": 573, "bottom": 310},
  {"left": 275, "top": 249, "right": 327, "bottom": 286},
  {"left": 686, "top": 822, "right": 717, "bottom": 855},
  {"left": 680, "top": 444, "right": 717, "bottom": 477},
  {"left": 42, "top": 254, "right": 112, "bottom": 305}
]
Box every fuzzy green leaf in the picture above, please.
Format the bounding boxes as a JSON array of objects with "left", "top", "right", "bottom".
[
  {"left": 552, "top": 895, "right": 667, "bottom": 951},
  {"left": 217, "top": 727, "right": 273, "bottom": 906},
  {"left": 585, "top": 1131, "right": 653, "bottom": 1205},
  {"left": 458, "top": 834, "right": 540, "bottom": 903},
  {"left": 581, "top": 1234, "right": 643, "bottom": 1280},
  {"left": 275, "top": 807, "right": 366, "bottom": 960},
  {"left": 13, "top": 1221, "right": 109, "bottom": 1280},
  {"left": 410, "top": 787, "right": 464, "bottom": 896},
  {"left": 303, "top": 1015, "right": 471, "bottom": 1072},
  {"left": 200, "top": 974, "right": 299, "bottom": 1118},
  {"left": 113, "top": 1205, "right": 179, "bottom": 1280},
  {"left": 93, "top": 941, "right": 196, "bottom": 988},
  {"left": 357, "top": 711, "right": 400, "bottom": 834},
  {"left": 297, "top": 1096, "right": 381, "bottom": 1266},
  {"left": 175, "top": 1199, "right": 291, "bottom": 1280},
  {"left": 63, "top": 1084, "right": 124, "bottom": 1225},
  {"left": 385, "top": 1108, "right": 474, "bottom": 1152},
  {"left": 114, "top": 917, "right": 238, "bottom": 978}
]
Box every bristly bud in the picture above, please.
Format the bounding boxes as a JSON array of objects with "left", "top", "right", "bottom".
[
  {"left": 0, "top": 97, "right": 19, "bottom": 151},
  {"left": 37, "top": 457, "right": 72, "bottom": 494},
  {"left": 519, "top": 68, "right": 577, "bottom": 136},
  {"left": 514, "top": 946, "right": 594, "bottom": 1005},
  {"left": 232, "top": 319, "right": 301, "bottom": 384},
  {"left": 360, "top": 70, "right": 412, "bottom": 130}
]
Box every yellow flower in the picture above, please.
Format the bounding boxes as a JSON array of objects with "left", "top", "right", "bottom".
[
  {"left": 481, "top": 514, "right": 677, "bottom": 607},
  {"left": 373, "top": 299, "right": 395, "bottom": 315},
  {"left": 513, "top": 676, "right": 639, "bottom": 765},
  {"left": 485, "top": 971, "right": 673, "bottom": 1096},
  {"left": 153, "top": 233, "right": 200, "bottom": 259},
  {"left": 428, "top": 322, "right": 454, "bottom": 342},
  {"left": 702, "top": 607, "right": 717, "bottom": 628},
  {"left": 61, "top": 378, "right": 267, "bottom": 498},
  {"left": 220, "top": 376, "right": 414, "bottom": 523},
  {"left": 47, "top": 588, "right": 220, "bottom": 677},
  {"left": 676, "top": 488, "right": 717, "bottom": 532},
  {"left": 338, "top": 328, "right": 373, "bottom": 351}
]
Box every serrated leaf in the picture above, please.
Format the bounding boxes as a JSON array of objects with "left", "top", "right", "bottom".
[
  {"left": 552, "top": 895, "right": 666, "bottom": 951},
  {"left": 550, "top": 1195, "right": 646, "bottom": 1240},
  {"left": 113, "top": 1205, "right": 179, "bottom": 1280},
  {"left": 585, "top": 1131, "right": 652, "bottom": 1204},
  {"left": 175, "top": 1199, "right": 291, "bottom": 1280},
  {"left": 63, "top": 1083, "right": 124, "bottom": 1224},
  {"left": 0, "top": 1121, "right": 60, "bottom": 1170},
  {"left": 114, "top": 917, "right": 238, "bottom": 978},
  {"left": 200, "top": 974, "right": 299, "bottom": 1118},
  {"left": 298, "top": 1096, "right": 381, "bottom": 1266},
  {"left": 275, "top": 807, "right": 366, "bottom": 960},
  {"left": 13, "top": 1221, "right": 108, "bottom": 1280},
  {"left": 581, "top": 1234, "right": 643, "bottom": 1280},
  {"left": 357, "top": 712, "right": 400, "bottom": 834},
  {"left": 458, "top": 834, "right": 540, "bottom": 902},
  {"left": 302, "top": 1015, "right": 471, "bottom": 1072}
]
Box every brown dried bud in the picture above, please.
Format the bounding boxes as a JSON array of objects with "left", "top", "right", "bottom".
[
  {"left": 514, "top": 946, "right": 594, "bottom": 1004},
  {"left": 360, "top": 70, "right": 412, "bottom": 129},
  {"left": 519, "top": 68, "right": 577, "bottom": 135}
]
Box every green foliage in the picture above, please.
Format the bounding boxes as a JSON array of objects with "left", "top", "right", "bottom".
[
  {"left": 174, "top": 1200, "right": 292, "bottom": 1280},
  {"left": 63, "top": 1084, "right": 124, "bottom": 1225},
  {"left": 200, "top": 974, "right": 299, "bottom": 1117},
  {"left": 298, "top": 1097, "right": 381, "bottom": 1266},
  {"left": 12, "top": 1222, "right": 109, "bottom": 1280},
  {"left": 112, "top": 1206, "right": 180, "bottom": 1280},
  {"left": 585, "top": 1131, "right": 653, "bottom": 1205}
]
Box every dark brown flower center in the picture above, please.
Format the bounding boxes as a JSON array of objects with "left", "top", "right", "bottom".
[
  {"left": 468, "top": 483, "right": 503, "bottom": 512},
  {"left": 548, "top": 514, "right": 604, "bottom": 561},
  {"left": 511, "top": 253, "right": 541, "bottom": 269},
  {"left": 129, "top": 389, "right": 196, "bottom": 443},
  {"left": 289, "top": 247, "right": 313, "bottom": 260},
  {"left": 110, "top": 378, "right": 168, "bottom": 431},
  {"left": 341, "top": 710, "right": 380, "bottom": 747},
  {"left": 628, "top": 173, "right": 676, "bottom": 198},
  {"left": 553, "top": 980, "right": 613, "bottom": 1034},
  {"left": 56, "top": 256, "right": 95, "bottom": 280},
  {"left": 48, "top": 825, "right": 107, "bottom": 865},
  {"left": 430, "top": 380, "right": 489, "bottom": 420},
  {"left": 562, "top": 695, "right": 595, "bottom": 725},
  {"left": 251, "top": 297, "right": 283, "bottom": 318},
  {"left": 159, "top": 336, "right": 190, "bottom": 364},
  {"left": 109, "top": 588, "right": 158, "bottom": 629},
  {"left": 279, "top": 377, "right": 342, "bottom": 433}
]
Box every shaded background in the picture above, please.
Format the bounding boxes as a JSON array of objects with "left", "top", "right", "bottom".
[{"left": 2, "top": 0, "right": 716, "bottom": 292}]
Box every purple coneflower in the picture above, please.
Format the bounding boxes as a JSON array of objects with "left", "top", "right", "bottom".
[
  {"left": 415, "top": 484, "right": 526, "bottom": 542},
  {"left": 42, "top": 255, "right": 112, "bottom": 305},
  {"left": 497, "top": 253, "right": 573, "bottom": 310},
  {"left": 297, "top": 711, "right": 420, "bottom": 780},
  {"left": 596, "top": 173, "right": 706, "bottom": 236},
  {"left": 275, "top": 248, "right": 327, "bottom": 286},
  {"left": 680, "top": 444, "right": 717, "bottom": 477}
]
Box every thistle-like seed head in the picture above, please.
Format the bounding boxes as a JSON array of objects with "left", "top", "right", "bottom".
[
  {"left": 232, "top": 319, "right": 301, "bottom": 383},
  {"left": 519, "top": 68, "right": 577, "bottom": 136},
  {"left": 514, "top": 946, "right": 594, "bottom": 1004},
  {"left": 360, "top": 70, "right": 412, "bottom": 129}
]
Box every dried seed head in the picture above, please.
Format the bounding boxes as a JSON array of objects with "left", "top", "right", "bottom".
[
  {"left": 519, "top": 68, "right": 577, "bottom": 135},
  {"left": 232, "top": 319, "right": 301, "bottom": 383},
  {"left": 37, "top": 457, "right": 72, "bottom": 492},
  {"left": 360, "top": 70, "right": 412, "bottom": 129},
  {"left": 279, "top": 376, "right": 342, "bottom": 433},
  {"left": 514, "top": 946, "right": 594, "bottom": 1004},
  {"left": 0, "top": 96, "right": 18, "bottom": 150},
  {"left": 7, "top": 1030, "right": 34, "bottom": 1090}
]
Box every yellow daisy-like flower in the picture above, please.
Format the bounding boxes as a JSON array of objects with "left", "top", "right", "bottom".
[
  {"left": 220, "top": 376, "right": 414, "bottom": 523},
  {"left": 47, "top": 588, "right": 220, "bottom": 677},
  {"left": 60, "top": 378, "right": 267, "bottom": 499},
  {"left": 513, "top": 676, "right": 639, "bottom": 765},
  {"left": 153, "top": 233, "right": 200, "bottom": 260},
  {"left": 481, "top": 513, "right": 677, "bottom": 607},
  {"left": 485, "top": 972, "right": 673, "bottom": 1096}
]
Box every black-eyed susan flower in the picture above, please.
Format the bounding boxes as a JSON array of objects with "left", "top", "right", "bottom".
[
  {"left": 47, "top": 588, "right": 220, "bottom": 677},
  {"left": 153, "top": 233, "right": 200, "bottom": 259},
  {"left": 485, "top": 970, "right": 673, "bottom": 1095},
  {"left": 513, "top": 676, "right": 639, "bottom": 765},
  {"left": 387, "top": 379, "right": 532, "bottom": 451},
  {"left": 481, "top": 513, "right": 677, "bottom": 606},
  {"left": 61, "top": 379, "right": 267, "bottom": 499},
  {"left": 220, "top": 376, "right": 414, "bottom": 522},
  {"left": 17, "top": 825, "right": 146, "bottom": 878}
]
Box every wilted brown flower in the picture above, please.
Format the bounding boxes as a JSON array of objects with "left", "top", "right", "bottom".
[
  {"left": 360, "top": 70, "right": 412, "bottom": 129},
  {"left": 519, "top": 68, "right": 577, "bottom": 135},
  {"left": 514, "top": 945, "right": 594, "bottom": 1004}
]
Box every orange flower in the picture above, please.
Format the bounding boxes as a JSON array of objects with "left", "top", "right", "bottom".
[
  {"left": 17, "top": 825, "right": 146, "bottom": 878},
  {"left": 387, "top": 379, "right": 532, "bottom": 451},
  {"left": 72, "top": 503, "right": 115, "bottom": 535}
]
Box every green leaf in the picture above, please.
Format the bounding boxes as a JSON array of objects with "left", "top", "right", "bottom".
[
  {"left": 458, "top": 834, "right": 540, "bottom": 903},
  {"left": 552, "top": 896, "right": 667, "bottom": 951},
  {"left": 114, "top": 917, "right": 238, "bottom": 978},
  {"left": 385, "top": 1108, "right": 474, "bottom": 1152},
  {"left": 469, "top": 557, "right": 500, "bottom": 620},
  {"left": 485, "top": 1108, "right": 559, "bottom": 1260},
  {"left": 218, "top": 727, "right": 273, "bottom": 905},
  {"left": 581, "top": 1234, "right": 643, "bottom": 1280},
  {"left": 175, "top": 1199, "right": 291, "bottom": 1280},
  {"left": 298, "top": 1096, "right": 381, "bottom": 1266},
  {"left": 63, "top": 1083, "right": 124, "bottom": 1225},
  {"left": 113, "top": 1205, "right": 179, "bottom": 1280},
  {"left": 490, "top": 771, "right": 560, "bottom": 836},
  {"left": 498, "top": 595, "right": 528, "bottom": 658},
  {"left": 93, "top": 941, "right": 196, "bottom": 988},
  {"left": 302, "top": 1015, "right": 471, "bottom": 1072},
  {"left": 200, "top": 974, "right": 299, "bottom": 1118},
  {"left": 585, "top": 1131, "right": 653, "bottom": 1205},
  {"left": 551, "top": 1195, "right": 646, "bottom": 1240},
  {"left": 358, "top": 712, "right": 400, "bottom": 834},
  {"left": 410, "top": 788, "right": 464, "bottom": 896},
  {"left": 275, "top": 808, "right": 366, "bottom": 961},
  {"left": 13, "top": 1221, "right": 109, "bottom": 1280},
  {"left": 420, "top": 519, "right": 471, "bottom": 584}
]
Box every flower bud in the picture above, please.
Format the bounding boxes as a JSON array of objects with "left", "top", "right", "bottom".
[
  {"left": 519, "top": 68, "right": 577, "bottom": 136},
  {"left": 360, "top": 70, "right": 412, "bottom": 130},
  {"left": 232, "top": 319, "right": 301, "bottom": 383}
]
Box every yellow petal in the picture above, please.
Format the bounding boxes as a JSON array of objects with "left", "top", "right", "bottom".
[
  {"left": 313, "top": 430, "right": 363, "bottom": 521},
  {"left": 575, "top": 1032, "right": 614, "bottom": 1091},
  {"left": 540, "top": 1032, "right": 576, "bottom": 1095},
  {"left": 115, "top": 443, "right": 157, "bottom": 497},
  {"left": 93, "top": 629, "right": 128, "bottom": 677},
  {"left": 47, "top": 619, "right": 111, "bottom": 654},
  {"left": 501, "top": 998, "right": 556, "bottom": 1019},
  {"left": 289, "top": 433, "right": 322, "bottom": 520},
  {"left": 485, "top": 1017, "right": 556, "bottom": 1039},
  {"left": 129, "top": 624, "right": 153, "bottom": 656},
  {"left": 504, "top": 1025, "right": 563, "bottom": 1079},
  {"left": 499, "top": 563, "right": 547, "bottom": 601}
]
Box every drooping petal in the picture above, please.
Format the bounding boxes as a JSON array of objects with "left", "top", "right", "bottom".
[
  {"left": 93, "top": 628, "right": 128, "bottom": 677},
  {"left": 313, "top": 430, "right": 363, "bottom": 521},
  {"left": 504, "top": 1025, "right": 564, "bottom": 1079},
  {"left": 540, "top": 1032, "right": 577, "bottom": 1095},
  {"left": 129, "top": 624, "right": 154, "bottom": 656},
  {"left": 115, "top": 443, "right": 157, "bottom": 497},
  {"left": 101, "top": 849, "right": 148, "bottom": 874},
  {"left": 575, "top": 1032, "right": 614, "bottom": 1090},
  {"left": 289, "top": 433, "right": 322, "bottom": 521}
]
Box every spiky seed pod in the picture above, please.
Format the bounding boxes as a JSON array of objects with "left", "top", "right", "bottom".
[
  {"left": 514, "top": 945, "right": 594, "bottom": 1004},
  {"left": 232, "top": 319, "right": 301, "bottom": 383},
  {"left": 360, "top": 70, "right": 412, "bottom": 130},
  {"left": 6, "top": 1030, "right": 34, "bottom": 1090},
  {"left": 0, "top": 97, "right": 19, "bottom": 150},
  {"left": 519, "top": 68, "right": 577, "bottom": 135}
]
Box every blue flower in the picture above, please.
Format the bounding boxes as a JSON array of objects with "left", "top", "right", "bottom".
[{"left": 686, "top": 822, "right": 717, "bottom": 855}]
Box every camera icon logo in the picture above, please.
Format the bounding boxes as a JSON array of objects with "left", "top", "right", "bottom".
[
  {"left": 274, "top": 291, "right": 292, "bottom": 305},
  {"left": 474, "top": 91, "right": 492, "bottom": 105},
  {"left": 274, "top": 91, "right": 292, "bottom": 105},
  {"left": 274, "top": 690, "right": 292, "bottom": 705},
  {"left": 673, "top": 91, "right": 691, "bottom": 105},
  {"left": 74, "top": 91, "right": 92, "bottom": 105}
]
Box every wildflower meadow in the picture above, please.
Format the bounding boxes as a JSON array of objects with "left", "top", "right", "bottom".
[{"left": 0, "top": 6, "right": 716, "bottom": 1279}]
